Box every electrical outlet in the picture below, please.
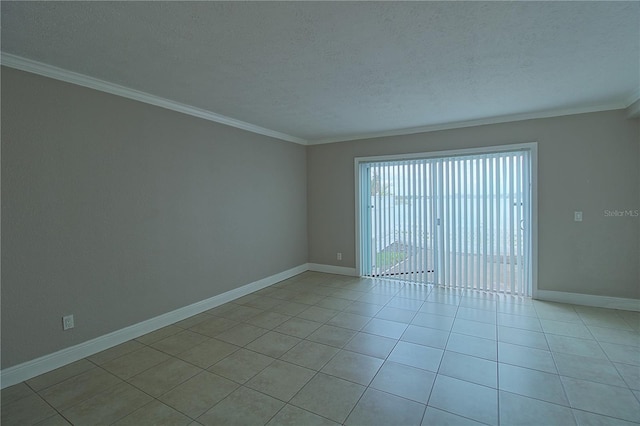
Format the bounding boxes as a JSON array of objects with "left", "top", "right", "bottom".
[
  {"left": 337, "top": 252, "right": 342, "bottom": 261},
  {"left": 574, "top": 211, "right": 583, "bottom": 222},
  {"left": 62, "top": 314, "right": 74, "bottom": 331}
]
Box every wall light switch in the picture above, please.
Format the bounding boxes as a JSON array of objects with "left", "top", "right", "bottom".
[{"left": 574, "top": 211, "right": 583, "bottom": 222}]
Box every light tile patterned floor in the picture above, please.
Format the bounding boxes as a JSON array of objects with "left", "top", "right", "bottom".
[{"left": 2, "top": 272, "right": 640, "bottom": 425}]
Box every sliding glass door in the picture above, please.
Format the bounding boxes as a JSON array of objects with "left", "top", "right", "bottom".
[{"left": 357, "top": 146, "right": 533, "bottom": 296}]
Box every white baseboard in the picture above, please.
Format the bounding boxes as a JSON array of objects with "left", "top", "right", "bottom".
[
  {"left": 535, "top": 290, "right": 640, "bottom": 312},
  {"left": 308, "top": 263, "right": 357, "bottom": 276},
  {"left": 0, "top": 264, "right": 308, "bottom": 389}
]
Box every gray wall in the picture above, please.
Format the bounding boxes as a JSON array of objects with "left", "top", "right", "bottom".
[
  {"left": 1, "top": 67, "right": 308, "bottom": 368},
  {"left": 308, "top": 110, "right": 640, "bottom": 299},
  {"left": 2, "top": 65, "right": 639, "bottom": 370}
]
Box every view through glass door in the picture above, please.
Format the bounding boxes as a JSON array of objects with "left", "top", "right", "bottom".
[{"left": 357, "top": 147, "right": 533, "bottom": 296}]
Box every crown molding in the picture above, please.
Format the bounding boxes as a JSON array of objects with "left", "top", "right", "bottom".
[
  {"left": 0, "top": 52, "right": 308, "bottom": 145},
  {"left": 308, "top": 102, "right": 629, "bottom": 145},
  {"left": 2, "top": 52, "right": 635, "bottom": 147}
]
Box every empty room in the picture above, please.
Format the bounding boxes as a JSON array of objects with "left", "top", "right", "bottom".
[{"left": 1, "top": 2, "right": 639, "bottom": 425}]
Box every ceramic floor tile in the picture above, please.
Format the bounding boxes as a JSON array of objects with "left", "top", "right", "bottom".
[
  {"left": 1, "top": 383, "right": 35, "bottom": 407},
  {"left": 439, "top": 350, "right": 497, "bottom": 388},
  {"left": 345, "top": 388, "right": 426, "bottom": 426},
  {"left": 546, "top": 334, "right": 608, "bottom": 360},
  {"left": 215, "top": 323, "right": 269, "bottom": 346},
  {"left": 204, "top": 303, "right": 236, "bottom": 317},
  {"left": 428, "top": 374, "right": 498, "bottom": 425},
  {"left": 540, "top": 319, "right": 593, "bottom": 339},
  {"left": 88, "top": 340, "right": 145, "bottom": 366},
  {"left": 208, "top": 348, "right": 275, "bottom": 384},
  {"left": 562, "top": 376, "right": 640, "bottom": 422},
  {"left": 343, "top": 301, "right": 383, "bottom": 317},
  {"left": 173, "top": 312, "right": 213, "bottom": 329},
  {"left": 309, "top": 285, "right": 340, "bottom": 297},
  {"left": 362, "top": 317, "right": 408, "bottom": 339},
  {"left": 176, "top": 338, "right": 239, "bottom": 369},
  {"left": 307, "top": 324, "right": 357, "bottom": 348},
  {"left": 421, "top": 406, "right": 485, "bottom": 425},
  {"left": 496, "top": 303, "right": 538, "bottom": 318},
  {"left": 425, "top": 292, "right": 461, "bottom": 306},
  {"left": 39, "top": 367, "right": 122, "bottom": 410},
  {"left": 497, "top": 325, "right": 548, "bottom": 350},
  {"left": 321, "top": 349, "right": 383, "bottom": 385},
  {"left": 499, "top": 390, "right": 576, "bottom": 425},
  {"left": 411, "top": 312, "right": 455, "bottom": 331},
  {"left": 315, "top": 296, "right": 353, "bottom": 311},
  {"left": 245, "top": 331, "right": 301, "bottom": 358},
  {"left": 102, "top": 346, "right": 171, "bottom": 379},
  {"left": 1, "top": 394, "right": 57, "bottom": 426},
  {"left": 34, "top": 414, "right": 72, "bottom": 426},
  {"left": 61, "top": 382, "right": 152, "bottom": 425},
  {"left": 291, "top": 292, "right": 326, "bottom": 305},
  {"left": 394, "top": 285, "right": 431, "bottom": 301},
  {"left": 151, "top": 330, "right": 209, "bottom": 356},
  {"left": 572, "top": 409, "right": 640, "bottom": 426},
  {"left": 297, "top": 306, "right": 339, "bottom": 323},
  {"left": 498, "top": 363, "right": 568, "bottom": 406},
  {"left": 266, "top": 404, "right": 340, "bottom": 426},
  {"left": 188, "top": 316, "right": 239, "bottom": 337},
  {"left": 246, "top": 360, "right": 315, "bottom": 401},
  {"left": 386, "top": 296, "right": 424, "bottom": 311},
  {"left": 243, "top": 296, "right": 284, "bottom": 311},
  {"left": 446, "top": 332, "right": 497, "bottom": 361},
  {"left": 496, "top": 312, "right": 543, "bottom": 332},
  {"left": 553, "top": 352, "right": 627, "bottom": 387},
  {"left": 135, "top": 325, "right": 183, "bottom": 344},
  {"left": 452, "top": 318, "right": 497, "bottom": 340},
  {"left": 198, "top": 386, "right": 284, "bottom": 426},
  {"left": 459, "top": 297, "right": 498, "bottom": 312},
  {"left": 534, "top": 302, "right": 581, "bottom": 322},
  {"left": 245, "top": 311, "right": 292, "bottom": 329},
  {"left": 333, "top": 290, "right": 370, "bottom": 303},
  {"left": 375, "top": 306, "right": 417, "bottom": 323},
  {"left": 274, "top": 317, "right": 323, "bottom": 338},
  {"left": 370, "top": 361, "right": 436, "bottom": 403},
  {"left": 218, "top": 304, "right": 264, "bottom": 321},
  {"left": 159, "top": 371, "right": 238, "bottom": 418},
  {"left": 498, "top": 341, "right": 557, "bottom": 373},
  {"left": 614, "top": 362, "right": 640, "bottom": 390},
  {"left": 600, "top": 341, "right": 640, "bottom": 365},
  {"left": 619, "top": 311, "right": 640, "bottom": 332},
  {"left": 326, "top": 312, "right": 371, "bottom": 330},
  {"left": 26, "top": 359, "right": 96, "bottom": 391},
  {"left": 588, "top": 325, "right": 640, "bottom": 347},
  {"left": 10, "top": 274, "right": 639, "bottom": 426},
  {"left": 419, "top": 301, "right": 459, "bottom": 317},
  {"left": 128, "top": 358, "right": 201, "bottom": 398},
  {"left": 577, "top": 310, "right": 634, "bottom": 331},
  {"left": 388, "top": 341, "right": 443, "bottom": 372},
  {"left": 280, "top": 340, "right": 340, "bottom": 370},
  {"left": 401, "top": 324, "right": 449, "bottom": 349},
  {"left": 456, "top": 306, "right": 497, "bottom": 324},
  {"left": 290, "top": 373, "right": 365, "bottom": 424},
  {"left": 342, "top": 332, "right": 398, "bottom": 359},
  {"left": 271, "top": 301, "right": 310, "bottom": 316}
]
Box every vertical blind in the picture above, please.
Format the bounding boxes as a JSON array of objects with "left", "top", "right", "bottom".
[{"left": 360, "top": 150, "right": 532, "bottom": 296}]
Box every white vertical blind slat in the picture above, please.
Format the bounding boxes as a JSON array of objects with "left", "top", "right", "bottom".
[{"left": 361, "top": 150, "right": 531, "bottom": 295}]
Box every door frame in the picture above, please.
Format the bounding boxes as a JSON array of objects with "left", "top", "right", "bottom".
[{"left": 354, "top": 142, "right": 539, "bottom": 297}]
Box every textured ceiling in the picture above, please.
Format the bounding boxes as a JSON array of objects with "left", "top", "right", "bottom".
[{"left": 1, "top": 1, "right": 639, "bottom": 143}]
